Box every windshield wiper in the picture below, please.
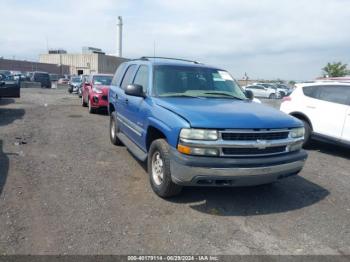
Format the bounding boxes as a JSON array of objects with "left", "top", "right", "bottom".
[
  {"left": 202, "top": 92, "right": 246, "bottom": 100},
  {"left": 160, "top": 94, "right": 202, "bottom": 98}
]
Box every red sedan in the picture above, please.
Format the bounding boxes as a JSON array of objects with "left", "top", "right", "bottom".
[{"left": 81, "top": 74, "right": 113, "bottom": 113}]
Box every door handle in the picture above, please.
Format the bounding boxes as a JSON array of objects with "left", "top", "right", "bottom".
[
  {"left": 115, "top": 94, "right": 118, "bottom": 99},
  {"left": 307, "top": 106, "right": 316, "bottom": 109}
]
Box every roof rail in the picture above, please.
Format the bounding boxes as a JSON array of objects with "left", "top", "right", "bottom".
[{"left": 138, "top": 56, "right": 201, "bottom": 64}]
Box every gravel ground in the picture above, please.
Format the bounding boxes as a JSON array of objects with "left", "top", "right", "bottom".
[{"left": 0, "top": 88, "right": 350, "bottom": 255}]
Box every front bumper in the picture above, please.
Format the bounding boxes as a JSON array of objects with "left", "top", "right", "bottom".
[
  {"left": 90, "top": 94, "right": 108, "bottom": 108},
  {"left": 170, "top": 149, "right": 307, "bottom": 186}
]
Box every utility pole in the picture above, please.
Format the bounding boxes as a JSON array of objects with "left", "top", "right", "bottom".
[{"left": 117, "top": 16, "right": 123, "bottom": 57}]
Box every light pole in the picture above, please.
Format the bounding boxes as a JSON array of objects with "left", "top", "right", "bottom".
[{"left": 117, "top": 16, "right": 123, "bottom": 57}]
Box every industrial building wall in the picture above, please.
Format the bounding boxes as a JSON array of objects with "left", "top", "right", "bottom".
[
  {"left": 97, "top": 55, "right": 129, "bottom": 74},
  {"left": 0, "top": 58, "right": 70, "bottom": 74},
  {"left": 39, "top": 54, "right": 99, "bottom": 75}
]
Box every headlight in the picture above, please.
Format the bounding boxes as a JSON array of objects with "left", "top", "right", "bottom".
[
  {"left": 93, "top": 87, "right": 103, "bottom": 94},
  {"left": 290, "top": 127, "right": 305, "bottom": 138},
  {"left": 180, "top": 128, "right": 218, "bottom": 140}
]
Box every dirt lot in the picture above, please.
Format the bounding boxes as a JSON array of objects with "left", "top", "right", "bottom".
[{"left": 0, "top": 88, "right": 350, "bottom": 255}]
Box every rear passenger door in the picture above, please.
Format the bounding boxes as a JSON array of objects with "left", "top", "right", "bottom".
[
  {"left": 124, "top": 65, "right": 150, "bottom": 148},
  {"left": 115, "top": 64, "right": 138, "bottom": 135},
  {"left": 309, "top": 85, "right": 349, "bottom": 139}
]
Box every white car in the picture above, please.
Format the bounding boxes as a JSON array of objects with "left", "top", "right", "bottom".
[
  {"left": 245, "top": 84, "right": 279, "bottom": 99},
  {"left": 280, "top": 82, "right": 350, "bottom": 146}
]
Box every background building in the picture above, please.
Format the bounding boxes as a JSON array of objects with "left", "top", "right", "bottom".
[
  {"left": 39, "top": 47, "right": 128, "bottom": 75},
  {"left": 0, "top": 58, "right": 70, "bottom": 75}
]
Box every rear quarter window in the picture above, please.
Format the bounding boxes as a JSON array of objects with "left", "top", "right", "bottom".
[{"left": 303, "top": 86, "right": 318, "bottom": 98}]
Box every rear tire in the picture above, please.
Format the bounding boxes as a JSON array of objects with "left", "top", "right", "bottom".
[
  {"left": 148, "top": 139, "right": 182, "bottom": 198},
  {"left": 301, "top": 119, "right": 312, "bottom": 147},
  {"left": 110, "top": 112, "right": 123, "bottom": 146}
]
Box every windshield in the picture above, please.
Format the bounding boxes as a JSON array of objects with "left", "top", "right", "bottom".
[
  {"left": 153, "top": 65, "right": 247, "bottom": 99},
  {"left": 93, "top": 75, "right": 112, "bottom": 85}
]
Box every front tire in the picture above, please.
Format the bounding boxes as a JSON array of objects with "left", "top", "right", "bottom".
[
  {"left": 88, "top": 98, "right": 95, "bottom": 114},
  {"left": 148, "top": 139, "right": 182, "bottom": 198},
  {"left": 301, "top": 119, "right": 312, "bottom": 147},
  {"left": 269, "top": 93, "right": 276, "bottom": 99},
  {"left": 110, "top": 112, "right": 123, "bottom": 145},
  {"left": 81, "top": 95, "right": 87, "bottom": 107}
]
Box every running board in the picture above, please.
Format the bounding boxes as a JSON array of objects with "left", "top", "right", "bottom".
[{"left": 117, "top": 133, "right": 148, "bottom": 161}]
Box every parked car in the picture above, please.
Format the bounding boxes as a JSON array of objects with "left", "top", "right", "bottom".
[
  {"left": 0, "top": 73, "right": 20, "bottom": 98},
  {"left": 0, "top": 70, "right": 12, "bottom": 77},
  {"left": 275, "top": 84, "right": 293, "bottom": 97},
  {"left": 58, "top": 78, "right": 69, "bottom": 84},
  {"left": 78, "top": 75, "right": 88, "bottom": 97},
  {"left": 81, "top": 74, "right": 113, "bottom": 113},
  {"left": 108, "top": 57, "right": 307, "bottom": 197},
  {"left": 49, "top": 74, "right": 60, "bottom": 82},
  {"left": 245, "top": 84, "right": 279, "bottom": 99},
  {"left": 280, "top": 82, "right": 350, "bottom": 147},
  {"left": 68, "top": 76, "right": 82, "bottom": 93},
  {"left": 31, "top": 71, "right": 51, "bottom": 88}
]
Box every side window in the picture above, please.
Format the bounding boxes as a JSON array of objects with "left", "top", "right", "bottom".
[
  {"left": 133, "top": 65, "right": 149, "bottom": 93},
  {"left": 120, "top": 65, "right": 137, "bottom": 90},
  {"left": 111, "top": 63, "right": 127, "bottom": 86},
  {"left": 318, "top": 86, "right": 350, "bottom": 105}
]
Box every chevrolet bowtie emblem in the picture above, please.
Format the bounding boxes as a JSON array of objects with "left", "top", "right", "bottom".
[{"left": 256, "top": 139, "right": 268, "bottom": 149}]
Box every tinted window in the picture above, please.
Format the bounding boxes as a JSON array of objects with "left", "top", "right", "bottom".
[
  {"left": 304, "top": 85, "right": 350, "bottom": 105},
  {"left": 121, "top": 65, "right": 137, "bottom": 90},
  {"left": 303, "top": 86, "right": 318, "bottom": 98},
  {"left": 133, "top": 65, "right": 149, "bottom": 93},
  {"left": 318, "top": 86, "right": 350, "bottom": 105},
  {"left": 112, "top": 63, "right": 127, "bottom": 86}
]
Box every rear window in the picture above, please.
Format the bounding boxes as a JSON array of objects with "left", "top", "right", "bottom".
[{"left": 34, "top": 73, "right": 49, "bottom": 79}]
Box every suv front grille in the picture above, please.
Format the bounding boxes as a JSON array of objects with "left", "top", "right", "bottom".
[
  {"left": 222, "top": 146, "right": 286, "bottom": 156},
  {"left": 221, "top": 131, "right": 289, "bottom": 141}
]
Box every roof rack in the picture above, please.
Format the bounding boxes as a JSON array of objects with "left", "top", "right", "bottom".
[{"left": 138, "top": 56, "right": 201, "bottom": 64}]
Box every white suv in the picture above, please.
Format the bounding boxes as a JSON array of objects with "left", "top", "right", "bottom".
[
  {"left": 280, "top": 82, "right": 350, "bottom": 146},
  {"left": 245, "top": 84, "right": 279, "bottom": 99}
]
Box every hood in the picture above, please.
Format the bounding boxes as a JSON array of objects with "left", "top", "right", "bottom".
[
  {"left": 154, "top": 97, "right": 301, "bottom": 129},
  {"left": 93, "top": 85, "right": 110, "bottom": 95}
]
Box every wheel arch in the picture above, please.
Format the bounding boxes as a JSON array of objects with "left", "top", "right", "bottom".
[
  {"left": 109, "top": 103, "right": 115, "bottom": 115},
  {"left": 146, "top": 126, "right": 167, "bottom": 152},
  {"left": 290, "top": 111, "right": 313, "bottom": 130}
]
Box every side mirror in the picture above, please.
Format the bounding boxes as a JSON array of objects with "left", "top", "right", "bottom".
[
  {"left": 125, "top": 84, "right": 145, "bottom": 97},
  {"left": 245, "top": 90, "right": 254, "bottom": 100}
]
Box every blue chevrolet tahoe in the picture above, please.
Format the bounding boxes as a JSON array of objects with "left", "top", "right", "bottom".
[{"left": 108, "top": 57, "right": 307, "bottom": 198}]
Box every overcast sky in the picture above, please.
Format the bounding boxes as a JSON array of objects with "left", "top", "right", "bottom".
[{"left": 1, "top": 0, "right": 349, "bottom": 80}]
